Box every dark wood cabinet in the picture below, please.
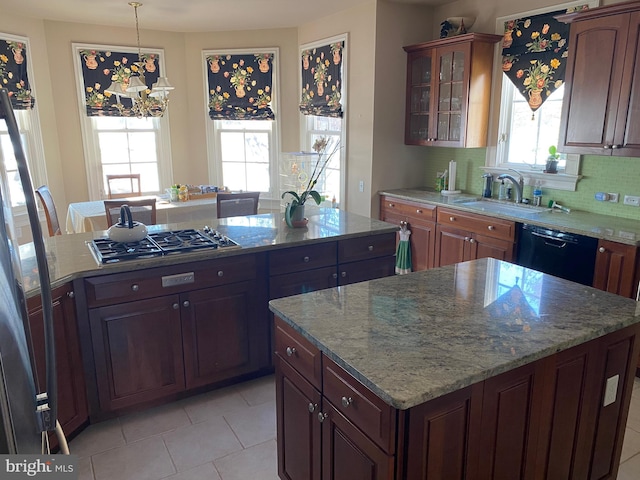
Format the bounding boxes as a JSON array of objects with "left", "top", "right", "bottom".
[
  {"left": 27, "top": 283, "right": 88, "bottom": 447},
  {"left": 380, "top": 195, "right": 436, "bottom": 271},
  {"left": 403, "top": 33, "right": 501, "bottom": 147},
  {"left": 559, "top": 4, "right": 640, "bottom": 155},
  {"left": 435, "top": 208, "right": 515, "bottom": 267},
  {"left": 593, "top": 239, "right": 639, "bottom": 299},
  {"left": 89, "top": 295, "right": 185, "bottom": 412},
  {"left": 275, "top": 317, "right": 397, "bottom": 480},
  {"left": 85, "top": 253, "right": 269, "bottom": 414}
]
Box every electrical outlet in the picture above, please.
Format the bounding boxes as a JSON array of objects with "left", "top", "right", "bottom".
[
  {"left": 607, "top": 193, "right": 619, "bottom": 203},
  {"left": 623, "top": 195, "right": 640, "bottom": 206},
  {"left": 358, "top": 180, "right": 364, "bottom": 192}
]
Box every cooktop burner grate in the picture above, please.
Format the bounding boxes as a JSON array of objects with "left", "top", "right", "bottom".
[{"left": 89, "top": 228, "right": 240, "bottom": 264}]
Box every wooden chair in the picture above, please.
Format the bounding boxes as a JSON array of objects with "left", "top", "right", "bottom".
[
  {"left": 106, "top": 174, "right": 142, "bottom": 199},
  {"left": 216, "top": 192, "right": 260, "bottom": 219},
  {"left": 35, "top": 185, "right": 62, "bottom": 236},
  {"left": 104, "top": 198, "right": 157, "bottom": 227}
]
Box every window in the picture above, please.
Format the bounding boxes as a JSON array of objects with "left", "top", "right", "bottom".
[
  {"left": 303, "top": 115, "right": 342, "bottom": 205},
  {"left": 72, "top": 43, "right": 172, "bottom": 199}
]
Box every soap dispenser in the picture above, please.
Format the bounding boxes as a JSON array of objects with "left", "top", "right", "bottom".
[
  {"left": 482, "top": 173, "right": 493, "bottom": 198},
  {"left": 498, "top": 180, "right": 507, "bottom": 200}
]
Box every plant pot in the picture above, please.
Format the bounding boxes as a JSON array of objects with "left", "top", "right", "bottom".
[
  {"left": 544, "top": 158, "right": 558, "bottom": 174},
  {"left": 285, "top": 203, "right": 308, "bottom": 228}
]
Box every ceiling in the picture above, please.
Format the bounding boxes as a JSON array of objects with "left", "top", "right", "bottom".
[{"left": 5, "top": 0, "right": 449, "bottom": 33}]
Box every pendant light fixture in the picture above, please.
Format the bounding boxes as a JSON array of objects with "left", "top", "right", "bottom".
[{"left": 105, "top": 2, "right": 173, "bottom": 117}]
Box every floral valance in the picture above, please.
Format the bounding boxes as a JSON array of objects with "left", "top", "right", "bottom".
[
  {"left": 206, "top": 53, "right": 275, "bottom": 121},
  {"left": 78, "top": 48, "right": 163, "bottom": 117},
  {"left": 0, "top": 37, "right": 35, "bottom": 110},
  {"left": 501, "top": 5, "right": 589, "bottom": 113},
  {"left": 299, "top": 42, "right": 343, "bottom": 118}
]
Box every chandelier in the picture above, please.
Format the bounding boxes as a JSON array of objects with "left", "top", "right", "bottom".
[{"left": 105, "top": 2, "right": 173, "bottom": 118}]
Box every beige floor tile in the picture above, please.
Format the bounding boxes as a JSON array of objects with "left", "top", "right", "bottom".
[
  {"left": 626, "top": 394, "right": 640, "bottom": 433},
  {"left": 235, "top": 374, "right": 276, "bottom": 406},
  {"left": 214, "top": 439, "right": 279, "bottom": 480},
  {"left": 91, "top": 435, "right": 176, "bottom": 480},
  {"left": 120, "top": 401, "right": 191, "bottom": 443},
  {"left": 161, "top": 462, "right": 221, "bottom": 480},
  {"left": 180, "top": 387, "right": 249, "bottom": 424},
  {"left": 69, "top": 418, "right": 125, "bottom": 459},
  {"left": 76, "top": 456, "right": 94, "bottom": 480},
  {"left": 224, "top": 401, "right": 276, "bottom": 448},
  {"left": 621, "top": 428, "right": 640, "bottom": 463},
  {"left": 618, "top": 453, "right": 640, "bottom": 480},
  {"left": 163, "top": 416, "right": 243, "bottom": 471}
]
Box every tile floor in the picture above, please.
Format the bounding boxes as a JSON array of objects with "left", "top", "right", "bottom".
[{"left": 71, "top": 374, "right": 640, "bottom": 480}]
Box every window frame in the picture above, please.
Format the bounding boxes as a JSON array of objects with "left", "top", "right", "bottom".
[
  {"left": 299, "top": 34, "right": 348, "bottom": 208},
  {"left": 72, "top": 42, "right": 173, "bottom": 200},
  {"left": 202, "top": 47, "right": 280, "bottom": 200},
  {"left": 484, "top": 0, "right": 599, "bottom": 191}
]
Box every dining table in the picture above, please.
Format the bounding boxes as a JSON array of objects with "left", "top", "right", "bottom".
[{"left": 65, "top": 196, "right": 219, "bottom": 233}]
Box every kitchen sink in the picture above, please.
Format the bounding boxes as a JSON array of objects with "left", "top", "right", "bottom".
[{"left": 454, "top": 200, "right": 552, "bottom": 218}]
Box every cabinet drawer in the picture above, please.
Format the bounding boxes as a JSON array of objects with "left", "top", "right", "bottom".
[
  {"left": 339, "top": 256, "right": 396, "bottom": 286},
  {"left": 323, "top": 356, "right": 396, "bottom": 454},
  {"left": 270, "top": 266, "right": 338, "bottom": 300},
  {"left": 437, "top": 207, "right": 515, "bottom": 242},
  {"left": 274, "top": 316, "right": 322, "bottom": 390},
  {"left": 338, "top": 233, "right": 396, "bottom": 264},
  {"left": 269, "top": 242, "right": 337, "bottom": 276},
  {"left": 381, "top": 196, "right": 437, "bottom": 223},
  {"left": 85, "top": 254, "right": 257, "bottom": 308}
]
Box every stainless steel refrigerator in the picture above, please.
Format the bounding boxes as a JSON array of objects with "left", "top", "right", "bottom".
[{"left": 0, "top": 88, "right": 60, "bottom": 453}]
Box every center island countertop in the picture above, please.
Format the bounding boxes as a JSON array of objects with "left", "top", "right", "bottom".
[{"left": 269, "top": 257, "right": 640, "bottom": 410}]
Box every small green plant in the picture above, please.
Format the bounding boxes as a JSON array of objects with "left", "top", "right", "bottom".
[{"left": 548, "top": 145, "right": 559, "bottom": 159}]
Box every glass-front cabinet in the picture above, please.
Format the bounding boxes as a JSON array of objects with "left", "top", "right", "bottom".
[{"left": 404, "top": 33, "right": 501, "bottom": 147}]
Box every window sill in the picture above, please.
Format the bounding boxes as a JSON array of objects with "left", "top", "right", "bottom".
[{"left": 481, "top": 167, "right": 582, "bottom": 192}]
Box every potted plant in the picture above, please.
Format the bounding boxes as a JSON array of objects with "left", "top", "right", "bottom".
[
  {"left": 282, "top": 137, "right": 340, "bottom": 228},
  {"left": 545, "top": 145, "right": 559, "bottom": 173}
]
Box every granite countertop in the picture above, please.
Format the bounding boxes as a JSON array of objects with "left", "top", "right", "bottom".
[
  {"left": 19, "top": 207, "right": 397, "bottom": 294},
  {"left": 269, "top": 257, "right": 640, "bottom": 410},
  {"left": 380, "top": 188, "right": 640, "bottom": 246}
]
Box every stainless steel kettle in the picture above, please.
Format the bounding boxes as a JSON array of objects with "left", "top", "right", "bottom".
[{"left": 107, "top": 205, "right": 148, "bottom": 243}]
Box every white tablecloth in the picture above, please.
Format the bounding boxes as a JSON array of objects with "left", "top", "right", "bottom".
[{"left": 65, "top": 197, "right": 218, "bottom": 233}]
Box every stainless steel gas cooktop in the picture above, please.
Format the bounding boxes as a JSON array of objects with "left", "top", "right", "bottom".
[{"left": 88, "top": 227, "right": 240, "bottom": 264}]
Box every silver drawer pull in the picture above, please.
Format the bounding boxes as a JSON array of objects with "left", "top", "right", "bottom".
[
  {"left": 464, "top": 236, "right": 470, "bottom": 241},
  {"left": 286, "top": 346, "right": 296, "bottom": 357},
  {"left": 67, "top": 291, "right": 75, "bottom": 298},
  {"left": 217, "top": 270, "right": 224, "bottom": 277},
  {"left": 389, "top": 203, "right": 395, "bottom": 208},
  {"left": 341, "top": 396, "right": 353, "bottom": 408},
  {"left": 303, "top": 256, "right": 310, "bottom": 263},
  {"left": 341, "top": 271, "right": 347, "bottom": 278},
  {"left": 131, "top": 284, "right": 139, "bottom": 292},
  {"left": 332, "top": 273, "right": 338, "bottom": 279},
  {"left": 449, "top": 216, "right": 455, "bottom": 221},
  {"left": 603, "top": 145, "right": 612, "bottom": 149},
  {"left": 172, "top": 303, "right": 179, "bottom": 310},
  {"left": 318, "top": 412, "right": 328, "bottom": 423},
  {"left": 416, "top": 209, "right": 422, "bottom": 214},
  {"left": 368, "top": 245, "right": 374, "bottom": 251},
  {"left": 469, "top": 238, "right": 476, "bottom": 244},
  {"left": 183, "top": 300, "right": 190, "bottom": 308},
  {"left": 308, "top": 403, "right": 317, "bottom": 413},
  {"left": 487, "top": 225, "right": 495, "bottom": 231},
  {"left": 599, "top": 247, "right": 606, "bottom": 253}
]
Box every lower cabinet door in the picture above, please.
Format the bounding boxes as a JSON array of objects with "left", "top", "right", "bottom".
[
  {"left": 89, "top": 295, "right": 185, "bottom": 412},
  {"left": 472, "top": 233, "right": 514, "bottom": 263},
  {"left": 322, "top": 401, "right": 394, "bottom": 480},
  {"left": 435, "top": 225, "right": 467, "bottom": 267},
  {"left": 182, "top": 280, "right": 267, "bottom": 389},
  {"left": 276, "top": 355, "right": 322, "bottom": 480}
]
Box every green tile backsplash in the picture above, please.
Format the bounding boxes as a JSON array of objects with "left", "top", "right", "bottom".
[{"left": 422, "top": 147, "right": 640, "bottom": 221}]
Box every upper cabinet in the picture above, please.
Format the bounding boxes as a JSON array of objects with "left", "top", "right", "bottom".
[
  {"left": 559, "top": 2, "right": 640, "bottom": 155},
  {"left": 403, "top": 33, "right": 501, "bottom": 147}
]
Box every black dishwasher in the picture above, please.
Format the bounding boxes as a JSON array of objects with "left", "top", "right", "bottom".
[{"left": 516, "top": 223, "right": 598, "bottom": 286}]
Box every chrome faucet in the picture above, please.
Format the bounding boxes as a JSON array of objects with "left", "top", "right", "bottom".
[{"left": 497, "top": 172, "right": 524, "bottom": 204}]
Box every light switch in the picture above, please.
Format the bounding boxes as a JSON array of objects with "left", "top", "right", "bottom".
[{"left": 603, "top": 374, "right": 619, "bottom": 407}]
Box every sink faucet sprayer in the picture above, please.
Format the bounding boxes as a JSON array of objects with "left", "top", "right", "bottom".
[{"left": 496, "top": 170, "right": 524, "bottom": 204}]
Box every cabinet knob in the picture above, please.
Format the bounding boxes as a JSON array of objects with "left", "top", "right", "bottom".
[
  {"left": 67, "top": 291, "right": 75, "bottom": 298},
  {"left": 217, "top": 270, "right": 224, "bottom": 277},
  {"left": 303, "top": 256, "right": 310, "bottom": 263},
  {"left": 464, "top": 236, "right": 470, "bottom": 242},
  {"left": 341, "top": 396, "right": 353, "bottom": 408},
  {"left": 172, "top": 303, "right": 179, "bottom": 310},
  {"left": 469, "top": 238, "right": 476, "bottom": 244},
  {"left": 131, "top": 284, "right": 139, "bottom": 292},
  {"left": 341, "top": 271, "right": 347, "bottom": 278},
  {"left": 389, "top": 203, "right": 395, "bottom": 208},
  {"left": 599, "top": 247, "right": 606, "bottom": 253},
  {"left": 368, "top": 245, "right": 374, "bottom": 251},
  {"left": 487, "top": 225, "right": 495, "bottom": 231},
  {"left": 318, "top": 412, "right": 328, "bottom": 423},
  {"left": 332, "top": 273, "right": 338, "bottom": 279},
  {"left": 286, "top": 346, "right": 296, "bottom": 357},
  {"left": 416, "top": 209, "right": 423, "bottom": 214},
  {"left": 183, "top": 300, "right": 190, "bottom": 308},
  {"left": 603, "top": 145, "right": 612, "bottom": 149},
  {"left": 449, "top": 216, "right": 455, "bottom": 222},
  {"left": 611, "top": 144, "right": 620, "bottom": 149},
  {"left": 308, "top": 403, "right": 317, "bottom": 413}
]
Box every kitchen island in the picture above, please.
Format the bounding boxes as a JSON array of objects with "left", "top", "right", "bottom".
[{"left": 269, "top": 258, "right": 640, "bottom": 479}]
